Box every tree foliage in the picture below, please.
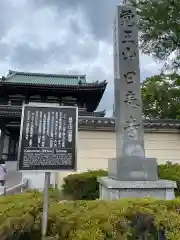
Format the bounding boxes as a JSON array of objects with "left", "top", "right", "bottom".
[
  {"left": 141, "top": 74, "right": 180, "bottom": 119},
  {"left": 130, "top": 0, "right": 180, "bottom": 70}
]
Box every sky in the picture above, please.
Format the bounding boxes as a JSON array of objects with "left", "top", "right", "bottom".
[{"left": 0, "top": 0, "right": 162, "bottom": 116}]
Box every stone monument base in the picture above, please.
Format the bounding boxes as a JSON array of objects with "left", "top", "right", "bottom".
[
  {"left": 108, "top": 157, "right": 158, "bottom": 181},
  {"left": 98, "top": 177, "right": 177, "bottom": 200}
]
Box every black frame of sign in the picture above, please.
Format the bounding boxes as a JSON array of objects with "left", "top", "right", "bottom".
[{"left": 17, "top": 104, "right": 78, "bottom": 171}]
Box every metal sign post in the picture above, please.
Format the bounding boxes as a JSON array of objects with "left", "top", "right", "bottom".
[
  {"left": 42, "top": 172, "right": 50, "bottom": 239},
  {"left": 17, "top": 103, "right": 78, "bottom": 239}
]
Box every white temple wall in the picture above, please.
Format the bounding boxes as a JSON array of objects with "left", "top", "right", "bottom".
[
  {"left": 57, "top": 129, "right": 180, "bottom": 188},
  {"left": 3, "top": 129, "right": 180, "bottom": 189}
]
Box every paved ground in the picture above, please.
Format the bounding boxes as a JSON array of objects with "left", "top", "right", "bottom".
[{"left": 5, "top": 171, "right": 22, "bottom": 188}]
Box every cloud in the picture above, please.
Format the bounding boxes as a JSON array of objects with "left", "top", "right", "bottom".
[
  {"left": 32, "top": 0, "right": 121, "bottom": 41},
  {"left": 0, "top": 0, "right": 161, "bottom": 116}
]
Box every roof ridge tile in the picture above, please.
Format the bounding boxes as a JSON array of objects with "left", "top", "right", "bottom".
[
  {"left": 8, "top": 70, "right": 86, "bottom": 80},
  {"left": 2, "top": 70, "right": 107, "bottom": 88}
]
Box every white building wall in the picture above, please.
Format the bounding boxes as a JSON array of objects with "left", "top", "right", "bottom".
[
  {"left": 57, "top": 130, "right": 180, "bottom": 188},
  {"left": 4, "top": 129, "right": 180, "bottom": 189}
]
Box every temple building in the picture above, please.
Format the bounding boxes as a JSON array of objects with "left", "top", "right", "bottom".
[
  {"left": 0, "top": 70, "right": 180, "bottom": 189},
  {"left": 0, "top": 70, "right": 107, "bottom": 162}
]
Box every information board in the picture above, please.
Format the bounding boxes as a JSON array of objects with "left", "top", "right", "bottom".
[{"left": 17, "top": 104, "right": 77, "bottom": 171}]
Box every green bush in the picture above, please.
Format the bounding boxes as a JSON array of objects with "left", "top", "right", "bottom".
[
  {"left": 2, "top": 192, "right": 180, "bottom": 239},
  {"left": 0, "top": 189, "right": 63, "bottom": 240},
  {"left": 62, "top": 170, "right": 107, "bottom": 200},
  {"left": 158, "top": 163, "right": 180, "bottom": 196},
  {"left": 0, "top": 191, "right": 43, "bottom": 240},
  {"left": 62, "top": 163, "right": 180, "bottom": 200}
]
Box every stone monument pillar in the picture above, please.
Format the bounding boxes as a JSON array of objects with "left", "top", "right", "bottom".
[{"left": 98, "top": 4, "right": 176, "bottom": 200}]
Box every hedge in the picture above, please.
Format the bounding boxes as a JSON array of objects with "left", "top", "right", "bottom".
[
  {"left": 0, "top": 191, "right": 43, "bottom": 240},
  {"left": 62, "top": 170, "right": 107, "bottom": 200},
  {"left": 62, "top": 162, "right": 180, "bottom": 200},
  {"left": 2, "top": 192, "right": 180, "bottom": 239}
]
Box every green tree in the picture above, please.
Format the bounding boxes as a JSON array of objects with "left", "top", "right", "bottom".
[
  {"left": 141, "top": 74, "right": 180, "bottom": 119},
  {"left": 130, "top": 0, "right": 180, "bottom": 70}
]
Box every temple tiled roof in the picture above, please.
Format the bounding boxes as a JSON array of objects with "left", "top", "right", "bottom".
[
  {"left": 0, "top": 70, "right": 107, "bottom": 112},
  {"left": 78, "top": 117, "right": 180, "bottom": 130},
  {"left": 79, "top": 109, "right": 106, "bottom": 117},
  {"left": 2, "top": 70, "right": 104, "bottom": 87},
  {"left": 0, "top": 105, "right": 180, "bottom": 131}
]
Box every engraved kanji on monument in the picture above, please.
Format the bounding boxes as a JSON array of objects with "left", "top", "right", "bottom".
[
  {"left": 109, "top": 5, "right": 158, "bottom": 181},
  {"left": 98, "top": 4, "right": 176, "bottom": 200}
]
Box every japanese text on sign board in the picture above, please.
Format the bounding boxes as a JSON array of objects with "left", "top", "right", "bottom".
[{"left": 18, "top": 106, "right": 77, "bottom": 171}]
